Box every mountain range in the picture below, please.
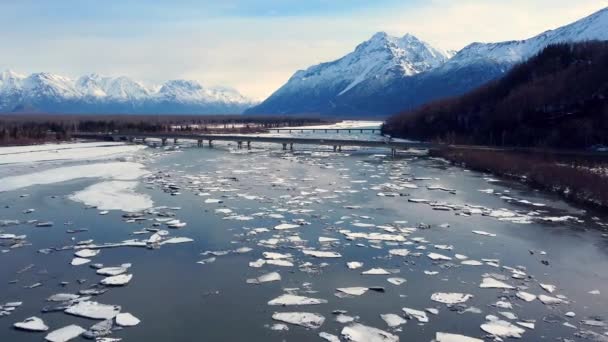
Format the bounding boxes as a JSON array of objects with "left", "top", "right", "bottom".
[
  {"left": 246, "top": 7, "right": 608, "bottom": 117},
  {"left": 0, "top": 72, "right": 256, "bottom": 114}
]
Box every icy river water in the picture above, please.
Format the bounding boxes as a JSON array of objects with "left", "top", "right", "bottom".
[{"left": 1, "top": 123, "right": 608, "bottom": 342}]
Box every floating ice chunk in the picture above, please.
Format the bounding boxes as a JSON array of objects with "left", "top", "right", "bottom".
[
  {"left": 268, "top": 294, "right": 328, "bottom": 306},
  {"left": 516, "top": 292, "right": 536, "bottom": 302},
  {"left": 319, "top": 237, "right": 339, "bottom": 243},
  {"left": 435, "top": 332, "right": 483, "bottom": 342},
  {"left": 387, "top": 278, "right": 406, "bottom": 286},
  {"left": 540, "top": 283, "right": 556, "bottom": 293},
  {"left": 472, "top": 231, "right": 496, "bottom": 237},
  {"left": 319, "top": 332, "right": 341, "bottom": 342},
  {"left": 362, "top": 268, "right": 391, "bottom": 275},
  {"left": 270, "top": 323, "right": 289, "bottom": 331},
  {"left": 461, "top": 260, "right": 483, "bottom": 266},
  {"left": 248, "top": 272, "right": 281, "bottom": 284},
  {"left": 70, "top": 181, "right": 153, "bottom": 213},
  {"left": 274, "top": 223, "right": 300, "bottom": 230},
  {"left": 70, "top": 257, "right": 91, "bottom": 266},
  {"left": 431, "top": 293, "right": 473, "bottom": 304},
  {"left": 336, "top": 287, "right": 369, "bottom": 296},
  {"left": 380, "top": 314, "right": 407, "bottom": 328},
  {"left": 115, "top": 312, "right": 140, "bottom": 327},
  {"left": 538, "top": 294, "right": 564, "bottom": 305},
  {"left": 480, "top": 277, "right": 514, "bottom": 289},
  {"left": 197, "top": 257, "right": 216, "bottom": 265},
  {"left": 427, "top": 253, "right": 452, "bottom": 261},
  {"left": 565, "top": 311, "right": 576, "bottom": 317},
  {"left": 480, "top": 319, "right": 525, "bottom": 338},
  {"left": 83, "top": 319, "right": 113, "bottom": 339},
  {"left": 101, "top": 274, "right": 133, "bottom": 286},
  {"left": 204, "top": 198, "right": 222, "bottom": 204},
  {"left": 303, "top": 250, "right": 341, "bottom": 258},
  {"left": 336, "top": 314, "right": 356, "bottom": 324},
  {"left": 65, "top": 301, "right": 121, "bottom": 320},
  {"left": 160, "top": 237, "right": 194, "bottom": 245},
  {"left": 347, "top": 262, "right": 363, "bottom": 269},
  {"left": 47, "top": 293, "right": 80, "bottom": 302},
  {"left": 45, "top": 325, "right": 86, "bottom": 342},
  {"left": 341, "top": 323, "right": 399, "bottom": 342},
  {"left": 589, "top": 289, "right": 600, "bottom": 295},
  {"left": 267, "top": 260, "right": 294, "bottom": 267},
  {"left": 96, "top": 266, "right": 128, "bottom": 276},
  {"left": 14, "top": 316, "right": 49, "bottom": 332},
  {"left": 388, "top": 249, "right": 410, "bottom": 257},
  {"left": 500, "top": 312, "right": 518, "bottom": 320},
  {"left": 402, "top": 308, "right": 428, "bottom": 323},
  {"left": 74, "top": 249, "right": 99, "bottom": 258},
  {"left": 517, "top": 321, "right": 535, "bottom": 329},
  {"left": 263, "top": 252, "right": 292, "bottom": 260},
  {"left": 271, "top": 312, "right": 325, "bottom": 329}
]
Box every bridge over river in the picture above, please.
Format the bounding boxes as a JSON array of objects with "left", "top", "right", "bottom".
[{"left": 73, "top": 132, "right": 435, "bottom": 156}]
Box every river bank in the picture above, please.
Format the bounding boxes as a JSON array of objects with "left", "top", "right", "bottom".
[{"left": 430, "top": 147, "right": 608, "bottom": 209}]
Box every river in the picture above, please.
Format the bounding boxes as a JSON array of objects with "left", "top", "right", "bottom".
[{"left": 0, "top": 122, "right": 607, "bottom": 341}]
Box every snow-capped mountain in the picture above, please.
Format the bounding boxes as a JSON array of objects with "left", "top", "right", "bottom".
[
  {"left": 248, "top": 7, "right": 608, "bottom": 117},
  {"left": 246, "top": 32, "right": 451, "bottom": 115},
  {"left": 443, "top": 7, "right": 608, "bottom": 70},
  {"left": 0, "top": 72, "right": 256, "bottom": 114}
]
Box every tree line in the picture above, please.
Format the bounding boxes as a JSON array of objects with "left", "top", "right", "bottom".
[
  {"left": 383, "top": 41, "right": 608, "bottom": 149},
  {"left": 0, "top": 114, "right": 332, "bottom": 145}
]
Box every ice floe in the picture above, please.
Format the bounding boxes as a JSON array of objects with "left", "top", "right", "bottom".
[{"left": 271, "top": 312, "right": 325, "bottom": 329}]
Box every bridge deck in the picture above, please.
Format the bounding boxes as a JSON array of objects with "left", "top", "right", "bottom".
[{"left": 72, "top": 132, "right": 432, "bottom": 150}]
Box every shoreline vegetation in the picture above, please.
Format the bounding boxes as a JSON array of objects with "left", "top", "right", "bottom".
[
  {"left": 381, "top": 42, "right": 608, "bottom": 209},
  {"left": 0, "top": 114, "right": 333, "bottom": 146},
  {"left": 431, "top": 147, "right": 608, "bottom": 209}
]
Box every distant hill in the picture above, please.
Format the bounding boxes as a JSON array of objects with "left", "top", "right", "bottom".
[
  {"left": 246, "top": 7, "right": 608, "bottom": 117},
  {"left": 383, "top": 42, "right": 608, "bottom": 149}
]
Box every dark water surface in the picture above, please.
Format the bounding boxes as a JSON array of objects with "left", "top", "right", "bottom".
[{"left": 1, "top": 140, "right": 608, "bottom": 341}]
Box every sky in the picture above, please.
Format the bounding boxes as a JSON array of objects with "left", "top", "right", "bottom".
[{"left": 0, "top": 0, "right": 606, "bottom": 100}]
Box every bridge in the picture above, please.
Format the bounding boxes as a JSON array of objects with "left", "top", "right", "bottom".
[
  {"left": 270, "top": 128, "right": 379, "bottom": 133},
  {"left": 72, "top": 132, "right": 434, "bottom": 156}
]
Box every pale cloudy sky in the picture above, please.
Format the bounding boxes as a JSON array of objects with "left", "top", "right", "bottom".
[{"left": 0, "top": 0, "right": 606, "bottom": 99}]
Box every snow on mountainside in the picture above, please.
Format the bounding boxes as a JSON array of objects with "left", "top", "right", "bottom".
[
  {"left": 275, "top": 32, "right": 450, "bottom": 98},
  {"left": 445, "top": 7, "right": 608, "bottom": 69},
  {"left": 246, "top": 32, "right": 451, "bottom": 115},
  {"left": 0, "top": 72, "right": 255, "bottom": 114}
]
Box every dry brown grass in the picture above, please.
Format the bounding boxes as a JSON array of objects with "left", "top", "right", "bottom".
[{"left": 431, "top": 147, "right": 608, "bottom": 208}]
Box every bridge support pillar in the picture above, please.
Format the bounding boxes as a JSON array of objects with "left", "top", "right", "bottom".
[
  {"left": 333, "top": 145, "right": 337, "bottom": 152},
  {"left": 237, "top": 141, "right": 243, "bottom": 149},
  {"left": 276, "top": 129, "right": 280, "bottom": 133},
  {"left": 336, "top": 129, "right": 339, "bottom": 133},
  {"left": 360, "top": 129, "right": 363, "bottom": 133},
  {"left": 338, "top": 146, "right": 342, "bottom": 152},
  {"left": 247, "top": 141, "right": 251, "bottom": 150},
  {"left": 289, "top": 129, "right": 292, "bottom": 133},
  {"left": 348, "top": 129, "right": 351, "bottom": 133},
  {"left": 173, "top": 138, "right": 178, "bottom": 144},
  {"left": 372, "top": 129, "right": 376, "bottom": 133},
  {"left": 289, "top": 143, "right": 293, "bottom": 151},
  {"left": 128, "top": 136, "right": 134, "bottom": 143},
  {"left": 324, "top": 129, "right": 327, "bottom": 133},
  {"left": 142, "top": 137, "right": 146, "bottom": 143},
  {"left": 197, "top": 139, "right": 202, "bottom": 147},
  {"left": 301, "top": 129, "right": 303, "bottom": 133},
  {"left": 161, "top": 138, "right": 167, "bottom": 146},
  {"left": 208, "top": 140, "right": 213, "bottom": 147},
  {"left": 391, "top": 148, "right": 397, "bottom": 158},
  {"left": 282, "top": 143, "right": 287, "bottom": 150}
]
